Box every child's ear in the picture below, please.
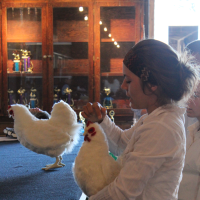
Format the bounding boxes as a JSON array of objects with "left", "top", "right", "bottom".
[
  {"left": 148, "top": 83, "right": 157, "bottom": 92},
  {"left": 151, "top": 85, "right": 157, "bottom": 92}
]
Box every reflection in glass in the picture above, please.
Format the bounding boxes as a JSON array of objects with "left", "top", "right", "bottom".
[
  {"left": 100, "top": 6, "right": 136, "bottom": 109},
  {"left": 53, "top": 7, "right": 89, "bottom": 109}
]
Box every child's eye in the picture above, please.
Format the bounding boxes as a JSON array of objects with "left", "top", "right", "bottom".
[{"left": 126, "top": 81, "right": 131, "bottom": 84}]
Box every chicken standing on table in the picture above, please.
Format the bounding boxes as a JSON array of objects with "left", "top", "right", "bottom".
[
  {"left": 8, "top": 100, "right": 82, "bottom": 170},
  {"left": 73, "top": 121, "right": 122, "bottom": 197}
]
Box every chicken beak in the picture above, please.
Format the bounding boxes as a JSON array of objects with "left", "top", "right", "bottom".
[{"left": 83, "top": 128, "right": 88, "bottom": 136}]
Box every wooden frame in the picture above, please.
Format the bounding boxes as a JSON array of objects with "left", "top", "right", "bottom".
[{"left": 0, "top": 2, "right": 2, "bottom": 116}]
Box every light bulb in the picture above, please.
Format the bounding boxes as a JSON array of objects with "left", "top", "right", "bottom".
[
  {"left": 84, "top": 16, "right": 88, "bottom": 21},
  {"left": 104, "top": 27, "right": 107, "bottom": 32},
  {"left": 99, "top": 21, "right": 102, "bottom": 25},
  {"left": 79, "top": 7, "right": 83, "bottom": 12},
  {"left": 112, "top": 38, "right": 114, "bottom": 41},
  {"left": 117, "top": 45, "right": 120, "bottom": 48},
  {"left": 108, "top": 34, "right": 111, "bottom": 37},
  {"left": 114, "top": 41, "right": 117, "bottom": 45}
]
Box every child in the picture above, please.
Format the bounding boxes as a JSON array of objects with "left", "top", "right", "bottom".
[{"left": 178, "top": 40, "right": 200, "bottom": 200}]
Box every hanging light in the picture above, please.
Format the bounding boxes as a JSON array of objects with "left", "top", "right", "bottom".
[
  {"left": 104, "top": 27, "right": 107, "bottom": 32},
  {"left": 84, "top": 16, "right": 88, "bottom": 21},
  {"left": 12, "top": 7, "right": 14, "bottom": 17},
  {"left": 28, "top": 7, "right": 30, "bottom": 15},
  {"left": 108, "top": 33, "right": 111, "bottom": 37},
  {"left": 117, "top": 45, "right": 120, "bottom": 48},
  {"left": 20, "top": 8, "right": 23, "bottom": 18},
  {"left": 112, "top": 38, "right": 114, "bottom": 41},
  {"left": 114, "top": 41, "right": 117, "bottom": 45},
  {"left": 99, "top": 21, "right": 102, "bottom": 25},
  {"left": 79, "top": 7, "right": 83, "bottom": 12}
]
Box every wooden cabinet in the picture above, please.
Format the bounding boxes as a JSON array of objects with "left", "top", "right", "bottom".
[{"left": 0, "top": 0, "right": 145, "bottom": 129}]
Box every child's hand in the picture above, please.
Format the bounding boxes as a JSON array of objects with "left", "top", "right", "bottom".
[
  {"left": 29, "top": 108, "right": 41, "bottom": 115},
  {"left": 82, "top": 102, "right": 107, "bottom": 123}
]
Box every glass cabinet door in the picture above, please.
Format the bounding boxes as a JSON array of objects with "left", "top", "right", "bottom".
[
  {"left": 0, "top": 2, "right": 2, "bottom": 115},
  {"left": 94, "top": 2, "right": 143, "bottom": 112},
  {"left": 2, "top": 4, "right": 47, "bottom": 113},
  {"left": 48, "top": 3, "right": 93, "bottom": 111}
]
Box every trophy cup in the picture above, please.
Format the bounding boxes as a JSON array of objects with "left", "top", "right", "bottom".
[
  {"left": 27, "top": 51, "right": 33, "bottom": 73},
  {"left": 12, "top": 52, "right": 20, "bottom": 72},
  {"left": 8, "top": 89, "right": 16, "bottom": 105},
  {"left": 17, "top": 87, "right": 27, "bottom": 104},
  {"left": 30, "top": 87, "right": 38, "bottom": 108},
  {"left": 63, "top": 87, "right": 74, "bottom": 107},
  {"left": 53, "top": 87, "right": 60, "bottom": 104},
  {"left": 103, "top": 87, "right": 113, "bottom": 109},
  {"left": 21, "top": 50, "right": 33, "bottom": 73}
]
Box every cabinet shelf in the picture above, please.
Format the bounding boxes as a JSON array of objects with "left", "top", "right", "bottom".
[
  {"left": 7, "top": 72, "right": 42, "bottom": 77},
  {"left": 54, "top": 72, "right": 88, "bottom": 77},
  {"left": 101, "top": 72, "right": 123, "bottom": 76},
  {"left": 101, "top": 39, "right": 134, "bottom": 42}
]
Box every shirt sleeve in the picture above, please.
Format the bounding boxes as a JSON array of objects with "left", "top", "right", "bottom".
[
  {"left": 89, "top": 121, "right": 181, "bottom": 200},
  {"left": 100, "top": 115, "right": 135, "bottom": 156}
]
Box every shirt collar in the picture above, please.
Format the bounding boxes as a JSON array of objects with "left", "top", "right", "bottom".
[{"left": 141, "top": 104, "right": 185, "bottom": 123}]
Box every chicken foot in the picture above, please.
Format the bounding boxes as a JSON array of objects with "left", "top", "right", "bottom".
[
  {"left": 42, "top": 156, "right": 64, "bottom": 170},
  {"left": 58, "top": 156, "right": 65, "bottom": 167}
]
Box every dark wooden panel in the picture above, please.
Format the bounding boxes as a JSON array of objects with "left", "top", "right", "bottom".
[
  {"left": 110, "top": 19, "right": 135, "bottom": 41},
  {"left": 54, "top": 59, "right": 89, "bottom": 73},
  {"left": 110, "top": 58, "right": 123, "bottom": 73},
  {"left": 55, "top": 20, "right": 88, "bottom": 42},
  {"left": 2, "top": 4, "right": 8, "bottom": 115},
  {"left": 0, "top": 2, "right": 2, "bottom": 115},
  {"left": 7, "top": 20, "right": 42, "bottom": 42}
]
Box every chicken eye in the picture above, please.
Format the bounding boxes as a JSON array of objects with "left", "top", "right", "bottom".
[{"left": 88, "top": 127, "right": 95, "bottom": 133}]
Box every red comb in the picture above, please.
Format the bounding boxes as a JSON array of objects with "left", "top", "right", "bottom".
[{"left": 86, "top": 121, "right": 93, "bottom": 127}]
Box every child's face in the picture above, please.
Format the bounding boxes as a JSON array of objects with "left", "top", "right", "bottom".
[
  {"left": 121, "top": 64, "right": 157, "bottom": 114},
  {"left": 187, "top": 83, "right": 200, "bottom": 119}
]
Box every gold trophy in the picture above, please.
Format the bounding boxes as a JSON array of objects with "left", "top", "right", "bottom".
[
  {"left": 63, "top": 87, "right": 74, "bottom": 107},
  {"left": 103, "top": 87, "right": 113, "bottom": 109},
  {"left": 17, "top": 87, "right": 27, "bottom": 105},
  {"left": 109, "top": 110, "right": 115, "bottom": 122},
  {"left": 12, "top": 52, "right": 20, "bottom": 72}
]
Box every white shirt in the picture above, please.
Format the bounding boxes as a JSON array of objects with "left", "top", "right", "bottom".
[
  {"left": 178, "top": 121, "right": 200, "bottom": 200},
  {"left": 89, "top": 105, "right": 186, "bottom": 200}
]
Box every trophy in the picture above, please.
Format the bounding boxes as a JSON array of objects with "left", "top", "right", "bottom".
[
  {"left": 53, "top": 87, "right": 60, "bottom": 104},
  {"left": 21, "top": 50, "right": 33, "bottom": 73},
  {"left": 30, "top": 87, "right": 38, "bottom": 108},
  {"left": 109, "top": 110, "right": 115, "bottom": 122},
  {"left": 8, "top": 89, "right": 16, "bottom": 105},
  {"left": 63, "top": 87, "right": 74, "bottom": 107},
  {"left": 103, "top": 87, "right": 113, "bottom": 109},
  {"left": 17, "top": 87, "right": 27, "bottom": 104},
  {"left": 12, "top": 51, "right": 20, "bottom": 72}
]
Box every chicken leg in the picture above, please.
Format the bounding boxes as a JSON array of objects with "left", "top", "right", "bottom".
[{"left": 42, "top": 156, "right": 64, "bottom": 170}]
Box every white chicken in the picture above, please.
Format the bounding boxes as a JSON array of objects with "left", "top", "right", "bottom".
[
  {"left": 7, "top": 100, "right": 82, "bottom": 170},
  {"left": 73, "top": 121, "right": 122, "bottom": 197}
]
